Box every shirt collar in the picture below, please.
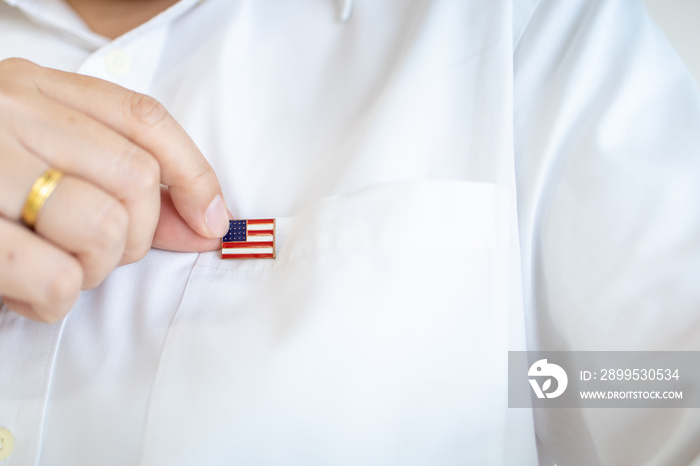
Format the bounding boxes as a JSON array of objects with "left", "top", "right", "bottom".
[{"left": 2, "top": 0, "right": 205, "bottom": 50}]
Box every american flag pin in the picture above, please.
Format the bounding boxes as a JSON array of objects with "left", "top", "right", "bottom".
[{"left": 221, "top": 219, "right": 276, "bottom": 259}]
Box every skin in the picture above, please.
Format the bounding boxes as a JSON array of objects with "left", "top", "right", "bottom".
[
  {"left": 0, "top": 1, "right": 229, "bottom": 322},
  {"left": 66, "top": 0, "right": 180, "bottom": 39}
]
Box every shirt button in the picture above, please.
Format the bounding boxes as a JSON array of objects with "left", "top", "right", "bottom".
[
  {"left": 0, "top": 427, "right": 15, "bottom": 461},
  {"left": 105, "top": 48, "right": 131, "bottom": 76}
]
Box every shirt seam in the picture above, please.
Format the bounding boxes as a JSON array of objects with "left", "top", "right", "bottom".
[
  {"left": 514, "top": 0, "right": 544, "bottom": 53},
  {"left": 135, "top": 252, "right": 202, "bottom": 466},
  {"left": 34, "top": 318, "right": 67, "bottom": 466}
]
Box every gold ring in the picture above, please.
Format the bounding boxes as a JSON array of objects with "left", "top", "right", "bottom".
[{"left": 21, "top": 168, "right": 63, "bottom": 229}]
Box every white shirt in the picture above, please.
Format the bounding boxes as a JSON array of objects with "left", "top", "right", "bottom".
[{"left": 0, "top": 0, "right": 699, "bottom": 464}]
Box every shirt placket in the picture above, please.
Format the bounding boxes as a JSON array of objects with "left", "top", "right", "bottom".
[
  {"left": 76, "top": 26, "right": 169, "bottom": 95},
  {"left": 73, "top": 0, "right": 203, "bottom": 92},
  {"left": 0, "top": 308, "right": 66, "bottom": 465}
]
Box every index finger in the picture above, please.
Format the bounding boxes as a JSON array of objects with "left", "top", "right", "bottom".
[{"left": 23, "top": 60, "right": 230, "bottom": 239}]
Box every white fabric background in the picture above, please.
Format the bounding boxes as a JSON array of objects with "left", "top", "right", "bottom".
[{"left": 643, "top": 0, "right": 700, "bottom": 87}]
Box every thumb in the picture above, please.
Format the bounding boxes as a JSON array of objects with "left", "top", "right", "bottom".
[{"left": 152, "top": 187, "right": 225, "bottom": 252}]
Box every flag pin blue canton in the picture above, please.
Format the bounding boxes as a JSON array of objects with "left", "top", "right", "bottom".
[{"left": 221, "top": 219, "right": 276, "bottom": 259}]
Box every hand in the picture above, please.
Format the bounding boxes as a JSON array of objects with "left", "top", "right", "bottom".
[{"left": 0, "top": 58, "right": 230, "bottom": 322}]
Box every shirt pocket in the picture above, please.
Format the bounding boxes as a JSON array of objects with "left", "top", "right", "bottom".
[{"left": 141, "top": 179, "right": 513, "bottom": 466}]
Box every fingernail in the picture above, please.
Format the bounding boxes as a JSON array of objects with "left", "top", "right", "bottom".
[{"left": 205, "top": 194, "right": 230, "bottom": 237}]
